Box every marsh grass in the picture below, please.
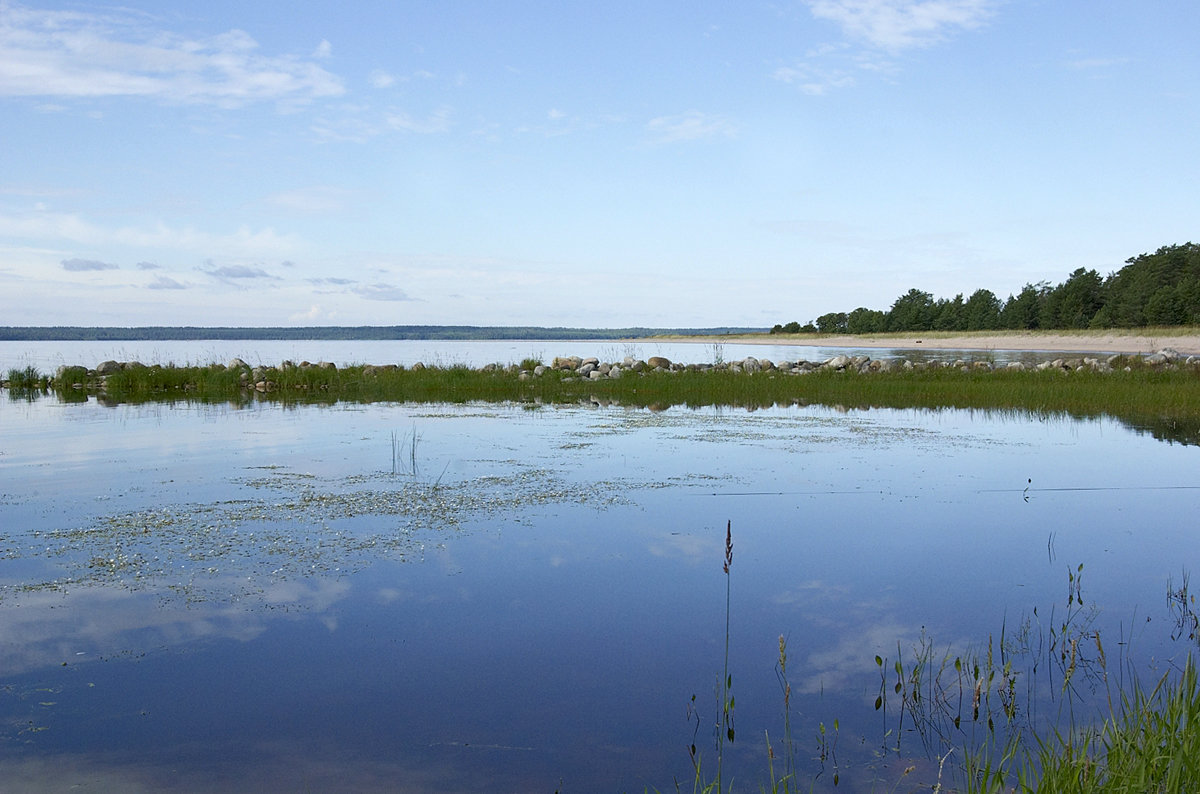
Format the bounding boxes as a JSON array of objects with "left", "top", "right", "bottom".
[
  {"left": 5, "top": 365, "right": 46, "bottom": 389},
  {"left": 45, "top": 361, "right": 1200, "bottom": 445},
  {"left": 683, "top": 529, "right": 1200, "bottom": 793}
]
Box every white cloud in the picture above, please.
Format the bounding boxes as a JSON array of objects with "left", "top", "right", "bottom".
[
  {"left": 265, "top": 186, "right": 352, "bottom": 214},
  {"left": 386, "top": 106, "right": 452, "bottom": 134},
  {"left": 0, "top": 210, "right": 300, "bottom": 257},
  {"left": 0, "top": 4, "right": 343, "bottom": 106},
  {"left": 312, "top": 39, "right": 332, "bottom": 59},
  {"left": 354, "top": 283, "right": 414, "bottom": 301},
  {"left": 61, "top": 257, "right": 117, "bottom": 271},
  {"left": 645, "top": 111, "right": 738, "bottom": 143},
  {"left": 773, "top": 63, "right": 857, "bottom": 95},
  {"left": 204, "top": 264, "right": 272, "bottom": 280},
  {"left": 805, "top": 0, "right": 994, "bottom": 52},
  {"left": 368, "top": 69, "right": 395, "bottom": 88},
  {"left": 289, "top": 304, "right": 330, "bottom": 322}
]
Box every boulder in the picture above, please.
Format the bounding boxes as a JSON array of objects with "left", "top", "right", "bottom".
[
  {"left": 95, "top": 360, "right": 121, "bottom": 375},
  {"left": 647, "top": 356, "right": 671, "bottom": 369},
  {"left": 824, "top": 355, "right": 850, "bottom": 370}
]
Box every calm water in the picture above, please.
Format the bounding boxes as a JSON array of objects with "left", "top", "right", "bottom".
[
  {"left": 1, "top": 380, "right": 1197, "bottom": 791},
  {"left": 0, "top": 338, "right": 1103, "bottom": 374}
]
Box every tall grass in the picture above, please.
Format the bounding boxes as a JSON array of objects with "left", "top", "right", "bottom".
[
  {"left": 44, "top": 362, "right": 1200, "bottom": 445},
  {"left": 5, "top": 365, "right": 45, "bottom": 389}
]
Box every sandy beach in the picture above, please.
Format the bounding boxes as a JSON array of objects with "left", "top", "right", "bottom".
[{"left": 657, "top": 331, "right": 1200, "bottom": 356}]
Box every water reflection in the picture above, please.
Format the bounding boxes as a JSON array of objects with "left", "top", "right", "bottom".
[{"left": 1, "top": 398, "right": 1198, "bottom": 791}]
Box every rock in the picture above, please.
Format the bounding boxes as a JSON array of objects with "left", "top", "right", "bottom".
[
  {"left": 631, "top": 360, "right": 646, "bottom": 372},
  {"left": 229, "top": 357, "right": 248, "bottom": 370},
  {"left": 647, "top": 356, "right": 671, "bottom": 369},
  {"left": 609, "top": 366, "right": 623, "bottom": 379},
  {"left": 1145, "top": 352, "right": 1169, "bottom": 366},
  {"left": 317, "top": 361, "right": 336, "bottom": 370},
  {"left": 581, "top": 357, "right": 600, "bottom": 368},
  {"left": 533, "top": 365, "right": 547, "bottom": 376},
  {"left": 742, "top": 357, "right": 760, "bottom": 373},
  {"left": 824, "top": 355, "right": 850, "bottom": 370},
  {"left": 1007, "top": 362, "right": 1026, "bottom": 371},
  {"left": 95, "top": 360, "right": 121, "bottom": 375},
  {"left": 411, "top": 362, "right": 426, "bottom": 371},
  {"left": 588, "top": 369, "right": 604, "bottom": 380},
  {"left": 579, "top": 362, "right": 597, "bottom": 376}
]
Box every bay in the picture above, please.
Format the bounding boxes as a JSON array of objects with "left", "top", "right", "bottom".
[{"left": 1, "top": 379, "right": 1197, "bottom": 791}]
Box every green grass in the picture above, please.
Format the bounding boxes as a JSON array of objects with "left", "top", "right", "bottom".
[
  {"left": 4, "top": 365, "right": 46, "bottom": 389},
  {"left": 32, "top": 361, "right": 1200, "bottom": 445}
]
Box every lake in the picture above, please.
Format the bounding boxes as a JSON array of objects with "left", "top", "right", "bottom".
[
  {"left": 0, "top": 337, "right": 1096, "bottom": 376},
  {"left": 1, "top": 342, "right": 1197, "bottom": 792}
]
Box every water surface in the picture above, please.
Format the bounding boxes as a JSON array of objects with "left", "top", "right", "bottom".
[{"left": 1, "top": 393, "right": 1196, "bottom": 791}]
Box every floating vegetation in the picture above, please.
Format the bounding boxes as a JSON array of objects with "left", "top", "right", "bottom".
[{"left": 7, "top": 467, "right": 630, "bottom": 607}]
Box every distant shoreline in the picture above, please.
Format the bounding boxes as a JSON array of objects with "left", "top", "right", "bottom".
[
  {"left": 654, "top": 330, "right": 1200, "bottom": 356},
  {"left": 0, "top": 325, "right": 762, "bottom": 342}
]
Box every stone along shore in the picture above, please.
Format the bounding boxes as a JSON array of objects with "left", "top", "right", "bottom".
[{"left": 5, "top": 348, "right": 1196, "bottom": 392}]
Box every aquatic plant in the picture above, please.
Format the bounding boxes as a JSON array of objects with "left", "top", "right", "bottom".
[
  {"left": 679, "top": 537, "right": 1200, "bottom": 792},
  {"left": 5, "top": 365, "right": 44, "bottom": 389}
]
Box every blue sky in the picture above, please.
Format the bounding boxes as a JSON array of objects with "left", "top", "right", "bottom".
[{"left": 1, "top": 1, "right": 1197, "bottom": 328}]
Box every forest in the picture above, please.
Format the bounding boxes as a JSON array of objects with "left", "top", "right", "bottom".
[{"left": 772, "top": 242, "right": 1200, "bottom": 334}]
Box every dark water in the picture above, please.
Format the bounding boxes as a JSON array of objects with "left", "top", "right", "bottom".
[{"left": 1, "top": 395, "right": 1197, "bottom": 791}]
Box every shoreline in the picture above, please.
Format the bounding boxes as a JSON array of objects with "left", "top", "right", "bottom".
[{"left": 650, "top": 331, "right": 1200, "bottom": 356}]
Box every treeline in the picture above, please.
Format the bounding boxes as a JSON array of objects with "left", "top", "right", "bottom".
[
  {"left": 0, "top": 325, "right": 763, "bottom": 342},
  {"left": 772, "top": 242, "right": 1200, "bottom": 334}
]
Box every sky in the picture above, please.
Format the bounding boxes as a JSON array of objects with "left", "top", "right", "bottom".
[{"left": 1, "top": 0, "right": 1197, "bottom": 329}]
